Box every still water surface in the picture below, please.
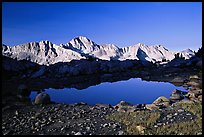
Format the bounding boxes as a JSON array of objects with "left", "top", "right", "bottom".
[{"left": 30, "top": 78, "right": 187, "bottom": 105}]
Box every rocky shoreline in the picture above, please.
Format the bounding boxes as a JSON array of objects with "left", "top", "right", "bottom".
[{"left": 2, "top": 70, "right": 202, "bottom": 135}]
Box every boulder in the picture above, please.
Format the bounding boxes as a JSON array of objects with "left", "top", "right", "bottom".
[
  {"left": 153, "top": 96, "right": 169, "bottom": 104},
  {"left": 170, "top": 95, "right": 184, "bottom": 101},
  {"left": 188, "top": 88, "right": 202, "bottom": 97},
  {"left": 189, "top": 75, "right": 199, "bottom": 80},
  {"left": 152, "top": 96, "right": 170, "bottom": 107},
  {"left": 34, "top": 92, "right": 51, "bottom": 105},
  {"left": 114, "top": 101, "right": 133, "bottom": 112},
  {"left": 185, "top": 92, "right": 195, "bottom": 100},
  {"left": 198, "top": 95, "right": 202, "bottom": 102},
  {"left": 117, "top": 100, "right": 132, "bottom": 106},
  {"left": 145, "top": 104, "right": 159, "bottom": 111},
  {"left": 117, "top": 107, "right": 128, "bottom": 112},
  {"left": 170, "top": 89, "right": 184, "bottom": 101},
  {"left": 186, "top": 90, "right": 202, "bottom": 102},
  {"left": 187, "top": 81, "right": 202, "bottom": 89}
]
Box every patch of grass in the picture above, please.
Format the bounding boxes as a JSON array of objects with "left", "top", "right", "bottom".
[
  {"left": 107, "top": 110, "right": 160, "bottom": 135},
  {"left": 153, "top": 101, "right": 202, "bottom": 135},
  {"left": 174, "top": 101, "right": 202, "bottom": 117},
  {"left": 107, "top": 101, "right": 202, "bottom": 135},
  {"left": 150, "top": 118, "right": 202, "bottom": 135}
]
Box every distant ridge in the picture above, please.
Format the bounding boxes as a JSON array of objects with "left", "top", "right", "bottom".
[{"left": 2, "top": 36, "right": 195, "bottom": 65}]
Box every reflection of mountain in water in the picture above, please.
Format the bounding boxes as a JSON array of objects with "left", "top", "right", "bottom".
[{"left": 3, "top": 68, "right": 186, "bottom": 101}]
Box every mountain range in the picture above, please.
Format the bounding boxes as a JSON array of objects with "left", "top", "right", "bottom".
[{"left": 2, "top": 36, "right": 195, "bottom": 65}]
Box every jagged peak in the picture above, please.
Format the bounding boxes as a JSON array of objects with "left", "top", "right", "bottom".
[
  {"left": 66, "top": 36, "right": 98, "bottom": 50},
  {"left": 133, "top": 43, "right": 147, "bottom": 47},
  {"left": 78, "top": 36, "right": 90, "bottom": 40},
  {"left": 137, "top": 42, "right": 146, "bottom": 46},
  {"left": 181, "top": 48, "right": 193, "bottom": 53},
  {"left": 10, "top": 40, "right": 54, "bottom": 47},
  {"left": 39, "top": 40, "right": 53, "bottom": 44},
  {"left": 70, "top": 36, "right": 92, "bottom": 43}
]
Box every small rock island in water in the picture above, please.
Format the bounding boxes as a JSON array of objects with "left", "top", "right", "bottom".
[{"left": 2, "top": 36, "right": 202, "bottom": 135}]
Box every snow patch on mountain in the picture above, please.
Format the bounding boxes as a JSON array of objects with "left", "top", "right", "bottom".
[{"left": 2, "top": 40, "right": 85, "bottom": 65}]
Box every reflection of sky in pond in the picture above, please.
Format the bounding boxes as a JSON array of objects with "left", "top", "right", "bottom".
[{"left": 30, "top": 78, "right": 187, "bottom": 105}]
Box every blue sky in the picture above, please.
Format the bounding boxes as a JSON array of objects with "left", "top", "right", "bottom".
[{"left": 2, "top": 2, "right": 202, "bottom": 51}]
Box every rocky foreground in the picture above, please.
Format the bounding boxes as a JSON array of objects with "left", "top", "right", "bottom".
[
  {"left": 2, "top": 102, "right": 125, "bottom": 135},
  {"left": 2, "top": 97, "right": 202, "bottom": 135}
]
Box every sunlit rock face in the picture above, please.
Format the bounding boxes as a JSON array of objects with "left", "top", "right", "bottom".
[
  {"left": 119, "top": 43, "right": 176, "bottom": 62},
  {"left": 63, "top": 36, "right": 121, "bottom": 60},
  {"left": 175, "top": 49, "right": 195, "bottom": 60},
  {"left": 2, "top": 40, "right": 86, "bottom": 65},
  {"left": 2, "top": 36, "right": 195, "bottom": 65}
]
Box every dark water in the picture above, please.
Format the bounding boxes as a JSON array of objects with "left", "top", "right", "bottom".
[{"left": 30, "top": 78, "right": 187, "bottom": 105}]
